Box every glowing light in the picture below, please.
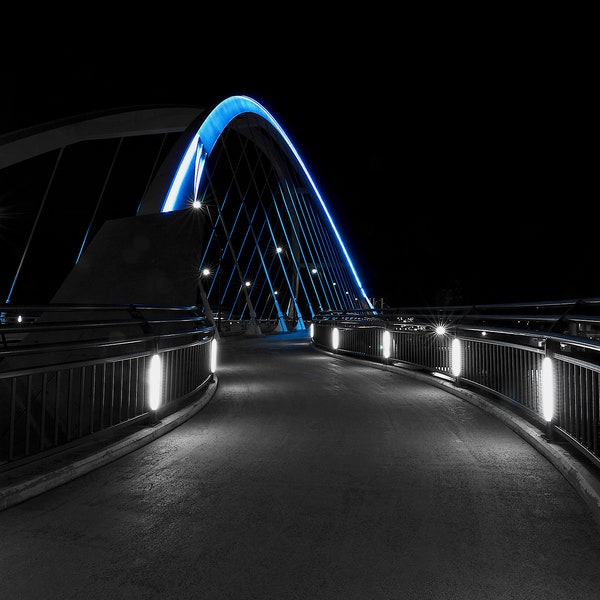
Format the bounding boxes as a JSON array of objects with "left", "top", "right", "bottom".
[
  {"left": 276, "top": 246, "right": 282, "bottom": 253},
  {"left": 309, "top": 323, "right": 314, "bottom": 338},
  {"left": 148, "top": 353, "right": 162, "bottom": 411},
  {"left": 245, "top": 281, "right": 251, "bottom": 287},
  {"left": 311, "top": 268, "right": 318, "bottom": 274},
  {"left": 202, "top": 268, "right": 210, "bottom": 276},
  {"left": 382, "top": 330, "right": 391, "bottom": 359},
  {"left": 542, "top": 356, "right": 554, "bottom": 421},
  {"left": 435, "top": 325, "right": 447, "bottom": 336},
  {"left": 451, "top": 338, "right": 462, "bottom": 377},
  {"left": 162, "top": 133, "right": 200, "bottom": 213},
  {"left": 210, "top": 339, "right": 218, "bottom": 374},
  {"left": 192, "top": 200, "right": 201, "bottom": 209},
  {"left": 17, "top": 315, "right": 22, "bottom": 323},
  {"left": 332, "top": 327, "right": 339, "bottom": 350}
]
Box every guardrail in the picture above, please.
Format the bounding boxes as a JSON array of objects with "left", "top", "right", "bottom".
[
  {"left": 0, "top": 303, "right": 216, "bottom": 470},
  {"left": 311, "top": 299, "right": 600, "bottom": 470}
]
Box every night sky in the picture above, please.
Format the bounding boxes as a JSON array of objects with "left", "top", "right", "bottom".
[{"left": 2, "top": 20, "right": 593, "bottom": 307}]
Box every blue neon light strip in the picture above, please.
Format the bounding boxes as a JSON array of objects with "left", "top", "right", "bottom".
[
  {"left": 160, "top": 95, "right": 371, "bottom": 307},
  {"left": 162, "top": 133, "right": 200, "bottom": 213}
]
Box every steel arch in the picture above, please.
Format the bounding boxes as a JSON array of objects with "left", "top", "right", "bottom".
[{"left": 138, "top": 95, "right": 372, "bottom": 334}]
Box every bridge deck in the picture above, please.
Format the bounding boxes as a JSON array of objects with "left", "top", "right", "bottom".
[{"left": 2, "top": 331, "right": 600, "bottom": 599}]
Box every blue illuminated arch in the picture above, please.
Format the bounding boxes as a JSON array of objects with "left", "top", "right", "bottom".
[{"left": 161, "top": 95, "right": 371, "bottom": 306}]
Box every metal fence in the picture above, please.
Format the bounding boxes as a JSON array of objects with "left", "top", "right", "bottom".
[
  {"left": 0, "top": 304, "right": 216, "bottom": 469},
  {"left": 312, "top": 299, "right": 600, "bottom": 470}
]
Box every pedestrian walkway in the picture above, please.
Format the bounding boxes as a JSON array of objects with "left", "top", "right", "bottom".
[{"left": 2, "top": 331, "right": 600, "bottom": 599}]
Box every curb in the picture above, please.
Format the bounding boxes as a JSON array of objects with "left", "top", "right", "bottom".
[{"left": 0, "top": 377, "right": 219, "bottom": 512}]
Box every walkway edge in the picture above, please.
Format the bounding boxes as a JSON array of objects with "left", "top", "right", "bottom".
[
  {"left": 314, "top": 345, "right": 600, "bottom": 529},
  {"left": 0, "top": 377, "right": 219, "bottom": 512}
]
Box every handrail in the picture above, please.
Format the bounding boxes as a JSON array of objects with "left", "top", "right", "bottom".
[{"left": 314, "top": 297, "right": 600, "bottom": 336}]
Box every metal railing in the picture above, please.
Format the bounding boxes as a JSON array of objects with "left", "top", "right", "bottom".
[
  {"left": 0, "top": 303, "right": 216, "bottom": 470},
  {"left": 312, "top": 299, "right": 600, "bottom": 470}
]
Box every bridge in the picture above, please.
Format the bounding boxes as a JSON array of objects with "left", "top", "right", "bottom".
[{"left": 2, "top": 98, "right": 600, "bottom": 599}]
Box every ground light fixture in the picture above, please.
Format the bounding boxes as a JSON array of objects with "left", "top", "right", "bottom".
[
  {"left": 210, "top": 338, "right": 218, "bottom": 374},
  {"left": 332, "top": 327, "right": 339, "bottom": 350},
  {"left": 382, "top": 330, "right": 391, "bottom": 359},
  {"left": 451, "top": 337, "right": 462, "bottom": 378},
  {"left": 542, "top": 356, "right": 554, "bottom": 422},
  {"left": 148, "top": 353, "right": 162, "bottom": 411},
  {"left": 309, "top": 323, "right": 314, "bottom": 338}
]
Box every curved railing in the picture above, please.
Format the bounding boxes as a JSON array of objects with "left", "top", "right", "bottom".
[
  {"left": 0, "top": 304, "right": 216, "bottom": 470},
  {"left": 6, "top": 297, "right": 600, "bottom": 476},
  {"left": 311, "top": 298, "right": 600, "bottom": 470}
]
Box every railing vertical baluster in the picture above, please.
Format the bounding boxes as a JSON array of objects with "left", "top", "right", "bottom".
[
  {"left": 119, "top": 360, "right": 125, "bottom": 421},
  {"left": 9, "top": 378, "right": 17, "bottom": 461},
  {"left": 133, "top": 358, "right": 139, "bottom": 416},
  {"left": 40, "top": 372, "right": 47, "bottom": 451},
  {"left": 577, "top": 365, "right": 584, "bottom": 442},
  {"left": 90, "top": 365, "right": 96, "bottom": 434},
  {"left": 25, "top": 375, "right": 32, "bottom": 456},
  {"left": 54, "top": 370, "right": 62, "bottom": 447},
  {"left": 79, "top": 366, "right": 86, "bottom": 438},
  {"left": 593, "top": 372, "right": 599, "bottom": 455},
  {"left": 567, "top": 364, "right": 574, "bottom": 436},
  {"left": 109, "top": 362, "right": 116, "bottom": 427},
  {"left": 67, "top": 368, "right": 74, "bottom": 442},
  {"left": 126, "top": 359, "right": 132, "bottom": 419},
  {"left": 586, "top": 370, "right": 593, "bottom": 449},
  {"left": 100, "top": 363, "right": 107, "bottom": 430}
]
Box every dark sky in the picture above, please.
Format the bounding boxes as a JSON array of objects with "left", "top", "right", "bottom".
[{"left": 2, "top": 21, "right": 593, "bottom": 307}]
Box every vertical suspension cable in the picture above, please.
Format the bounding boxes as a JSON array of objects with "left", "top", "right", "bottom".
[{"left": 6, "top": 147, "right": 64, "bottom": 303}]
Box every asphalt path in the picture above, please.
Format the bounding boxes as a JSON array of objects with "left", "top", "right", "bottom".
[{"left": 2, "top": 330, "right": 600, "bottom": 600}]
